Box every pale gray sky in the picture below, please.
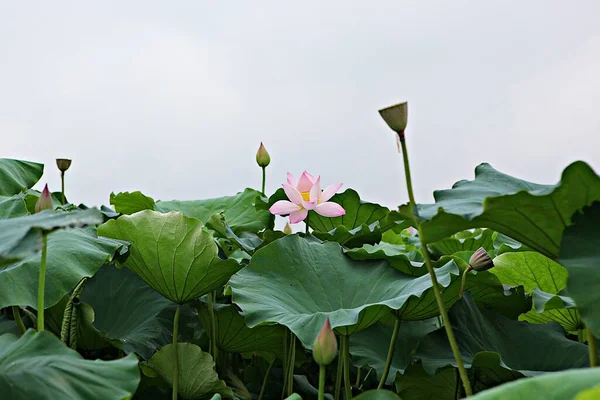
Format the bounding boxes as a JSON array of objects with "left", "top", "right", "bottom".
[{"left": 1, "top": 1, "right": 599, "bottom": 218}]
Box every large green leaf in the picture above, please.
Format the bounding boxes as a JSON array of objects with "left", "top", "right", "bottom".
[
  {"left": 559, "top": 202, "right": 600, "bottom": 337},
  {"left": 142, "top": 343, "right": 232, "bottom": 399},
  {"left": 0, "top": 193, "right": 29, "bottom": 219},
  {"left": 111, "top": 188, "right": 274, "bottom": 234},
  {"left": 468, "top": 368, "right": 600, "bottom": 400},
  {"left": 0, "top": 227, "right": 127, "bottom": 310},
  {"left": 0, "top": 159, "right": 43, "bottom": 196},
  {"left": 520, "top": 288, "right": 582, "bottom": 332},
  {"left": 414, "top": 293, "right": 593, "bottom": 376},
  {"left": 229, "top": 234, "right": 456, "bottom": 347},
  {"left": 0, "top": 330, "right": 140, "bottom": 400},
  {"left": 401, "top": 162, "right": 600, "bottom": 259},
  {"left": 81, "top": 264, "right": 173, "bottom": 359},
  {"left": 0, "top": 208, "right": 104, "bottom": 266},
  {"left": 98, "top": 210, "right": 242, "bottom": 304},
  {"left": 491, "top": 251, "right": 581, "bottom": 331},
  {"left": 395, "top": 364, "right": 456, "bottom": 400}
]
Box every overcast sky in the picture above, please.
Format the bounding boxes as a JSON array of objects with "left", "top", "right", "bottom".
[{"left": 1, "top": 1, "right": 599, "bottom": 226}]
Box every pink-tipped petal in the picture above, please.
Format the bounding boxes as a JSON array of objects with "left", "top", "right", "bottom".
[
  {"left": 287, "top": 172, "right": 298, "bottom": 187},
  {"left": 320, "top": 183, "right": 343, "bottom": 203},
  {"left": 315, "top": 202, "right": 346, "bottom": 218},
  {"left": 302, "top": 201, "right": 317, "bottom": 211},
  {"left": 297, "top": 171, "right": 316, "bottom": 192},
  {"left": 270, "top": 200, "right": 301, "bottom": 215},
  {"left": 282, "top": 183, "right": 304, "bottom": 205},
  {"left": 289, "top": 208, "right": 308, "bottom": 224},
  {"left": 310, "top": 176, "right": 321, "bottom": 202}
]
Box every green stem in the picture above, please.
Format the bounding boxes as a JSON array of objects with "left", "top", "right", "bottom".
[
  {"left": 459, "top": 268, "right": 471, "bottom": 298},
  {"left": 334, "top": 356, "right": 343, "bottom": 400},
  {"left": 578, "top": 329, "right": 585, "bottom": 343},
  {"left": 399, "top": 136, "right": 473, "bottom": 397},
  {"left": 258, "top": 359, "right": 275, "bottom": 400},
  {"left": 37, "top": 233, "right": 48, "bottom": 332},
  {"left": 359, "top": 368, "right": 373, "bottom": 391},
  {"left": 207, "top": 292, "right": 218, "bottom": 360},
  {"left": 437, "top": 315, "right": 443, "bottom": 328},
  {"left": 172, "top": 304, "right": 181, "bottom": 400},
  {"left": 61, "top": 171, "right": 66, "bottom": 205},
  {"left": 355, "top": 367, "right": 362, "bottom": 388},
  {"left": 12, "top": 306, "right": 26, "bottom": 334},
  {"left": 588, "top": 327, "right": 597, "bottom": 367},
  {"left": 305, "top": 213, "right": 310, "bottom": 234},
  {"left": 287, "top": 333, "right": 296, "bottom": 396},
  {"left": 377, "top": 319, "right": 400, "bottom": 389},
  {"left": 318, "top": 364, "right": 326, "bottom": 400},
  {"left": 282, "top": 330, "right": 289, "bottom": 396},
  {"left": 342, "top": 335, "right": 353, "bottom": 399},
  {"left": 261, "top": 167, "right": 266, "bottom": 196}
]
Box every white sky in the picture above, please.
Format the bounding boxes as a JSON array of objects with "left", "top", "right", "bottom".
[{"left": 1, "top": 1, "right": 599, "bottom": 221}]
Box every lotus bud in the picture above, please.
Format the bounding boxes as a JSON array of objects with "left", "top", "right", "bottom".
[
  {"left": 469, "top": 247, "right": 494, "bottom": 271},
  {"left": 35, "top": 184, "right": 54, "bottom": 213},
  {"left": 255, "top": 142, "right": 271, "bottom": 168},
  {"left": 312, "top": 317, "right": 337, "bottom": 366},
  {"left": 56, "top": 158, "right": 72, "bottom": 172},
  {"left": 283, "top": 223, "right": 293, "bottom": 235},
  {"left": 378, "top": 102, "right": 408, "bottom": 137}
]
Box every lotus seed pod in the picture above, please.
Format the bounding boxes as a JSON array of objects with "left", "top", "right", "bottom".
[
  {"left": 56, "top": 158, "right": 72, "bottom": 172},
  {"left": 312, "top": 317, "right": 338, "bottom": 366},
  {"left": 35, "top": 184, "right": 54, "bottom": 213},
  {"left": 469, "top": 247, "right": 494, "bottom": 271},
  {"left": 255, "top": 142, "right": 271, "bottom": 168},
  {"left": 378, "top": 102, "right": 408, "bottom": 135}
]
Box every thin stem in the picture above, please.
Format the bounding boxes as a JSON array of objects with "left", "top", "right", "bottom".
[
  {"left": 261, "top": 167, "right": 267, "bottom": 196},
  {"left": 334, "top": 356, "right": 343, "bottom": 400},
  {"left": 355, "top": 367, "right": 362, "bottom": 388},
  {"left": 341, "top": 335, "right": 352, "bottom": 400},
  {"left": 359, "top": 368, "right": 373, "bottom": 391},
  {"left": 287, "top": 333, "right": 296, "bottom": 396},
  {"left": 258, "top": 359, "right": 275, "bottom": 400},
  {"left": 588, "top": 327, "right": 597, "bottom": 367},
  {"left": 318, "top": 364, "right": 326, "bottom": 400},
  {"left": 398, "top": 137, "right": 473, "bottom": 397},
  {"left": 437, "top": 315, "right": 443, "bottom": 328},
  {"left": 207, "top": 292, "right": 218, "bottom": 360},
  {"left": 578, "top": 329, "right": 585, "bottom": 343},
  {"left": 377, "top": 319, "right": 400, "bottom": 389},
  {"left": 459, "top": 268, "right": 471, "bottom": 298},
  {"left": 37, "top": 233, "right": 48, "bottom": 332},
  {"left": 305, "top": 213, "right": 310, "bottom": 234},
  {"left": 61, "top": 171, "right": 66, "bottom": 205},
  {"left": 172, "top": 304, "right": 181, "bottom": 400},
  {"left": 12, "top": 306, "right": 26, "bottom": 334},
  {"left": 282, "top": 330, "right": 289, "bottom": 396}
]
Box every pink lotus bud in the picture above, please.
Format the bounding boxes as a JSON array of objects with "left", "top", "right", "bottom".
[
  {"left": 469, "top": 247, "right": 494, "bottom": 271},
  {"left": 379, "top": 102, "right": 408, "bottom": 135},
  {"left": 56, "top": 158, "right": 72, "bottom": 172},
  {"left": 255, "top": 142, "right": 271, "bottom": 168},
  {"left": 35, "top": 184, "right": 54, "bottom": 213},
  {"left": 283, "top": 223, "right": 293, "bottom": 235},
  {"left": 312, "top": 318, "right": 337, "bottom": 366}
]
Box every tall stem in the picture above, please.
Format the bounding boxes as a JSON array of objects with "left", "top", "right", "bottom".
[
  {"left": 355, "top": 367, "right": 362, "bottom": 388},
  {"left": 287, "top": 333, "right": 296, "bottom": 396},
  {"left": 305, "top": 213, "right": 310, "bottom": 234},
  {"left": 61, "top": 171, "right": 66, "bottom": 205},
  {"left": 341, "top": 335, "right": 352, "bottom": 400},
  {"left": 578, "top": 329, "right": 585, "bottom": 343},
  {"left": 12, "top": 306, "right": 26, "bottom": 334},
  {"left": 37, "top": 233, "right": 48, "bottom": 332},
  {"left": 377, "top": 319, "right": 400, "bottom": 389},
  {"left": 258, "top": 359, "right": 275, "bottom": 400},
  {"left": 172, "top": 304, "right": 181, "bottom": 400},
  {"left": 588, "top": 327, "right": 597, "bottom": 367},
  {"left": 282, "top": 330, "right": 289, "bottom": 395},
  {"left": 459, "top": 268, "right": 470, "bottom": 298},
  {"left": 207, "top": 292, "right": 218, "bottom": 360},
  {"left": 318, "top": 364, "right": 326, "bottom": 400},
  {"left": 334, "top": 356, "right": 343, "bottom": 400},
  {"left": 261, "top": 167, "right": 266, "bottom": 196},
  {"left": 398, "top": 136, "right": 473, "bottom": 397}
]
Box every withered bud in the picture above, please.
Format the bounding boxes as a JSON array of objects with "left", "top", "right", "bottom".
[
  {"left": 312, "top": 317, "right": 337, "bottom": 366},
  {"left": 35, "top": 184, "right": 54, "bottom": 213},
  {"left": 255, "top": 142, "right": 271, "bottom": 168},
  {"left": 56, "top": 158, "right": 72, "bottom": 172},
  {"left": 378, "top": 102, "right": 408, "bottom": 135},
  {"left": 469, "top": 247, "right": 494, "bottom": 271}
]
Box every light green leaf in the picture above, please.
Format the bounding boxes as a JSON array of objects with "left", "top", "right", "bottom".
[
  {"left": 0, "top": 159, "right": 43, "bottom": 196},
  {"left": 519, "top": 288, "right": 582, "bottom": 332},
  {"left": 0, "top": 330, "right": 140, "bottom": 400},
  {"left": 98, "top": 210, "right": 242, "bottom": 304},
  {"left": 402, "top": 161, "right": 600, "bottom": 259},
  {"left": 142, "top": 343, "right": 232, "bottom": 399},
  {"left": 0, "top": 193, "right": 29, "bottom": 219}
]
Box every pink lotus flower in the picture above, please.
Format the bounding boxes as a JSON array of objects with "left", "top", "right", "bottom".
[{"left": 269, "top": 171, "right": 346, "bottom": 224}]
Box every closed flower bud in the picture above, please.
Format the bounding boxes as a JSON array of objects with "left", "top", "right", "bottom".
[
  {"left": 469, "top": 247, "right": 494, "bottom": 271},
  {"left": 256, "top": 142, "right": 271, "bottom": 168},
  {"left": 35, "top": 184, "right": 54, "bottom": 213},
  {"left": 283, "top": 223, "right": 292, "bottom": 235},
  {"left": 56, "top": 158, "right": 72, "bottom": 172},
  {"left": 378, "top": 102, "right": 408, "bottom": 135},
  {"left": 312, "top": 318, "right": 337, "bottom": 366}
]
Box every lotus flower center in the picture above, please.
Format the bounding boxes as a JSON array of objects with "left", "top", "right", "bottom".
[{"left": 301, "top": 191, "right": 310, "bottom": 201}]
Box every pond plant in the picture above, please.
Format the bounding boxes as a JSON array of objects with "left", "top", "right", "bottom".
[{"left": 0, "top": 103, "right": 599, "bottom": 400}]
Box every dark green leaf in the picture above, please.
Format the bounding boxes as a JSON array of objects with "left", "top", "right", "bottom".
[{"left": 0, "top": 159, "right": 43, "bottom": 196}]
